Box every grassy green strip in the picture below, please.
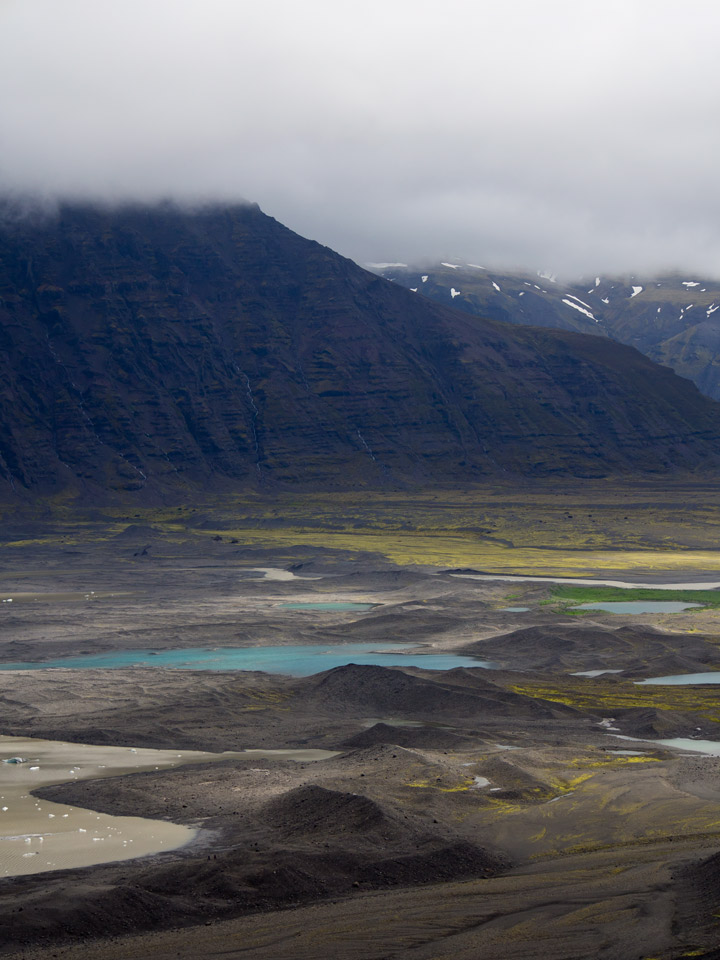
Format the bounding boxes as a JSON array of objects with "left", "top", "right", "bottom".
[{"left": 550, "top": 585, "right": 720, "bottom": 607}]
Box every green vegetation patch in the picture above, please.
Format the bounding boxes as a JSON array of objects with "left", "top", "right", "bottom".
[{"left": 550, "top": 585, "right": 720, "bottom": 609}]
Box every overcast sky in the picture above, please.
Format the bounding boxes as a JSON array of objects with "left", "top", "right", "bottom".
[{"left": 2, "top": 0, "right": 720, "bottom": 277}]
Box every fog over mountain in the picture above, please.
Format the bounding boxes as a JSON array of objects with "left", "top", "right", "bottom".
[{"left": 2, "top": 0, "right": 720, "bottom": 277}]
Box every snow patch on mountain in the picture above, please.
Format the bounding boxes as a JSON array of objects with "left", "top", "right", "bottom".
[
  {"left": 562, "top": 298, "right": 597, "bottom": 321},
  {"left": 566, "top": 294, "right": 594, "bottom": 311}
]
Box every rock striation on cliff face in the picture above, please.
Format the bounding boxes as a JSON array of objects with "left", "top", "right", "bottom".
[{"left": 1, "top": 200, "right": 719, "bottom": 497}]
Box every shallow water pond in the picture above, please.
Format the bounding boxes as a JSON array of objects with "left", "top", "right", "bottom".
[
  {"left": 636, "top": 672, "right": 720, "bottom": 685},
  {"left": 277, "top": 602, "right": 376, "bottom": 612},
  {"left": 611, "top": 733, "right": 720, "bottom": 756},
  {"left": 0, "top": 643, "right": 492, "bottom": 676},
  {"left": 572, "top": 669, "right": 624, "bottom": 678},
  {"left": 571, "top": 601, "right": 701, "bottom": 614},
  {"left": 451, "top": 574, "right": 720, "bottom": 590},
  {"left": 655, "top": 738, "right": 720, "bottom": 755}
]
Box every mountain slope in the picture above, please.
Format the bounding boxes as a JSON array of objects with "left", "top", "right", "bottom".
[
  {"left": 373, "top": 262, "right": 720, "bottom": 400},
  {"left": 0, "top": 201, "right": 719, "bottom": 498}
]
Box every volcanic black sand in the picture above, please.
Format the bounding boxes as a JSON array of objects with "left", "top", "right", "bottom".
[{"left": 2, "top": 522, "right": 720, "bottom": 959}]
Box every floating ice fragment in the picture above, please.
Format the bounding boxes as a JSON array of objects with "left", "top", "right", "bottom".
[
  {"left": 682, "top": 281, "right": 699, "bottom": 287},
  {"left": 421, "top": 275, "right": 428, "bottom": 282},
  {"left": 2, "top": 757, "right": 26, "bottom": 764},
  {"left": 630, "top": 286, "right": 643, "bottom": 297},
  {"left": 450, "top": 287, "right": 461, "bottom": 298},
  {"left": 492, "top": 281, "right": 501, "bottom": 292},
  {"left": 441, "top": 262, "right": 460, "bottom": 269}
]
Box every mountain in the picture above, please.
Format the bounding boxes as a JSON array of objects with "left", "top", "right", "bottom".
[
  {"left": 371, "top": 262, "right": 720, "bottom": 401},
  {"left": 1, "top": 201, "right": 719, "bottom": 499}
]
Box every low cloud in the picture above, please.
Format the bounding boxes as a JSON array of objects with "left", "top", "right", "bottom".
[{"left": 2, "top": 0, "right": 719, "bottom": 277}]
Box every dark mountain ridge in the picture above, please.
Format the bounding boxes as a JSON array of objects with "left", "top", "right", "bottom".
[
  {"left": 1, "top": 201, "right": 719, "bottom": 499},
  {"left": 373, "top": 261, "right": 720, "bottom": 402}
]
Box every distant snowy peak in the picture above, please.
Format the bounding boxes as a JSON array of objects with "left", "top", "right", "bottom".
[{"left": 367, "top": 263, "right": 720, "bottom": 350}]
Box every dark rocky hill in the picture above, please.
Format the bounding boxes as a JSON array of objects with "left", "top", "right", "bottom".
[{"left": 1, "top": 200, "right": 720, "bottom": 498}]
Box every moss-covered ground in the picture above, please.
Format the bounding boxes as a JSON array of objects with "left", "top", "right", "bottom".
[
  {"left": 506, "top": 675, "right": 720, "bottom": 723},
  {"left": 550, "top": 585, "right": 720, "bottom": 607},
  {"left": 8, "top": 480, "right": 720, "bottom": 577}
]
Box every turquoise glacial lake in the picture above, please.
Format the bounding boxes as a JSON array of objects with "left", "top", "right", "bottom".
[
  {"left": 572, "top": 601, "right": 701, "bottom": 614},
  {"left": 0, "top": 643, "right": 491, "bottom": 677}
]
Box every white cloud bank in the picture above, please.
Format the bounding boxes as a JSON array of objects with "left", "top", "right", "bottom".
[{"left": 2, "top": 0, "right": 720, "bottom": 276}]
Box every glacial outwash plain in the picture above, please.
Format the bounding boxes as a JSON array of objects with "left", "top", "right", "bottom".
[
  {"left": 2, "top": 484, "right": 720, "bottom": 960},
  {"left": 2, "top": 205, "right": 720, "bottom": 959}
]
